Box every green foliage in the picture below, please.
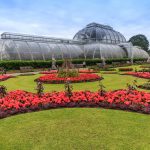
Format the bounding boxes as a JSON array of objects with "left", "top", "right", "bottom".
[
  {"left": 98, "top": 80, "right": 106, "bottom": 96},
  {"left": 65, "top": 80, "right": 73, "bottom": 97},
  {"left": 0, "top": 85, "right": 7, "bottom": 98},
  {"left": 129, "top": 34, "right": 149, "bottom": 51},
  {"left": 0, "top": 58, "right": 147, "bottom": 70},
  {"left": 58, "top": 69, "right": 79, "bottom": 78},
  {"left": 35, "top": 82, "right": 44, "bottom": 97},
  {"left": 0, "top": 60, "right": 52, "bottom": 70}
]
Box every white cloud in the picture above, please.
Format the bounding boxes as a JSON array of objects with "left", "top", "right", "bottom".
[{"left": 0, "top": 0, "right": 150, "bottom": 42}]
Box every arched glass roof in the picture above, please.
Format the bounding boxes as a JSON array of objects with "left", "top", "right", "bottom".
[
  {"left": 132, "top": 46, "right": 149, "bottom": 58},
  {"left": 0, "top": 39, "right": 84, "bottom": 60},
  {"left": 0, "top": 22, "right": 149, "bottom": 60},
  {"left": 73, "top": 23, "right": 126, "bottom": 44}
]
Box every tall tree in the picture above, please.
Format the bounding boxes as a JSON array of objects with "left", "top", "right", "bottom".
[{"left": 129, "top": 34, "right": 149, "bottom": 51}]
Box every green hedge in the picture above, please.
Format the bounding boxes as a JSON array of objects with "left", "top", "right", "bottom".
[
  {"left": 0, "top": 61, "right": 52, "bottom": 70},
  {"left": 0, "top": 58, "right": 147, "bottom": 70}
]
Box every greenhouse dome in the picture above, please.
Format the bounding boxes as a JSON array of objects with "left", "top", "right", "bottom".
[
  {"left": 73, "top": 22, "right": 126, "bottom": 44},
  {"left": 0, "top": 22, "right": 149, "bottom": 60}
]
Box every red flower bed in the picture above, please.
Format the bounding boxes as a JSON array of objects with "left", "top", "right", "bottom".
[
  {"left": 36, "top": 73, "right": 101, "bottom": 84},
  {"left": 40, "top": 70, "right": 98, "bottom": 74},
  {"left": 0, "top": 75, "right": 12, "bottom": 81},
  {"left": 79, "top": 70, "right": 99, "bottom": 73},
  {"left": 124, "top": 72, "right": 150, "bottom": 79},
  {"left": 0, "top": 89, "right": 150, "bottom": 118},
  {"left": 40, "top": 70, "right": 58, "bottom": 74}
]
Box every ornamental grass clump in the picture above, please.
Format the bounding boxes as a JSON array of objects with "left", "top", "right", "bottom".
[
  {"left": 0, "top": 85, "right": 7, "bottom": 98},
  {"left": 58, "top": 59, "right": 79, "bottom": 78},
  {"left": 58, "top": 69, "right": 79, "bottom": 78},
  {"left": 35, "top": 81, "right": 44, "bottom": 97},
  {"left": 64, "top": 78, "right": 73, "bottom": 98},
  {"left": 126, "top": 79, "right": 137, "bottom": 93},
  {"left": 98, "top": 80, "right": 106, "bottom": 96}
]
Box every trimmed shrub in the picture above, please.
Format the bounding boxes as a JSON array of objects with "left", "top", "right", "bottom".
[
  {"left": 0, "top": 58, "right": 147, "bottom": 70},
  {"left": 118, "top": 68, "right": 133, "bottom": 72},
  {"left": 0, "top": 60, "right": 52, "bottom": 70}
]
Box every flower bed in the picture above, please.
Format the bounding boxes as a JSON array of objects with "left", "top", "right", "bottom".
[
  {"left": 0, "top": 75, "right": 12, "bottom": 81},
  {"left": 40, "top": 70, "right": 58, "bottom": 74},
  {"left": 36, "top": 73, "right": 102, "bottom": 84},
  {"left": 123, "top": 72, "right": 150, "bottom": 79},
  {"left": 0, "top": 89, "right": 150, "bottom": 118},
  {"left": 40, "top": 70, "right": 98, "bottom": 74},
  {"left": 79, "top": 70, "right": 99, "bottom": 73}
]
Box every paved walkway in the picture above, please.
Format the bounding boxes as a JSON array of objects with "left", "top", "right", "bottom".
[{"left": 8, "top": 72, "right": 40, "bottom": 76}]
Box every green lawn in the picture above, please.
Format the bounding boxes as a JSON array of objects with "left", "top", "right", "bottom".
[
  {"left": 0, "top": 67, "right": 150, "bottom": 150},
  {"left": 0, "top": 108, "right": 150, "bottom": 150},
  {"left": 1, "top": 73, "right": 149, "bottom": 92}
]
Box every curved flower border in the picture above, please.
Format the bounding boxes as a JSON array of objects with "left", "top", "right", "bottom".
[
  {"left": 36, "top": 73, "right": 102, "bottom": 84},
  {"left": 0, "top": 75, "right": 12, "bottom": 81},
  {"left": 0, "top": 89, "right": 150, "bottom": 119},
  {"left": 123, "top": 72, "right": 150, "bottom": 79},
  {"left": 40, "top": 70, "right": 99, "bottom": 74}
]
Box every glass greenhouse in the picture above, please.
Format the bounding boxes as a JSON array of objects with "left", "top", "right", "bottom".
[{"left": 0, "top": 22, "right": 149, "bottom": 60}]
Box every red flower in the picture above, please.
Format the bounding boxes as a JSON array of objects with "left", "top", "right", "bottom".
[
  {"left": 37, "top": 73, "right": 101, "bottom": 84},
  {"left": 124, "top": 72, "right": 150, "bottom": 79},
  {"left": 1, "top": 89, "right": 150, "bottom": 118},
  {"left": 0, "top": 75, "right": 12, "bottom": 81}
]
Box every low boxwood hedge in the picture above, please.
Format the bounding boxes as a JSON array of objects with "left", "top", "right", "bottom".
[{"left": 0, "top": 58, "right": 147, "bottom": 70}]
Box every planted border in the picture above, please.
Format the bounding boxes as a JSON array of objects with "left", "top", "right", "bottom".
[
  {"left": 35, "top": 73, "right": 102, "bottom": 84},
  {"left": 0, "top": 89, "right": 150, "bottom": 119},
  {"left": 0, "top": 75, "right": 13, "bottom": 81}
]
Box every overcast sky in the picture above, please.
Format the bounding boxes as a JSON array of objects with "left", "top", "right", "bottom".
[{"left": 0, "top": 0, "right": 150, "bottom": 41}]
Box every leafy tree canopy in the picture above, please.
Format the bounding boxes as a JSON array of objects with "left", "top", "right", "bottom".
[{"left": 129, "top": 34, "right": 149, "bottom": 51}]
